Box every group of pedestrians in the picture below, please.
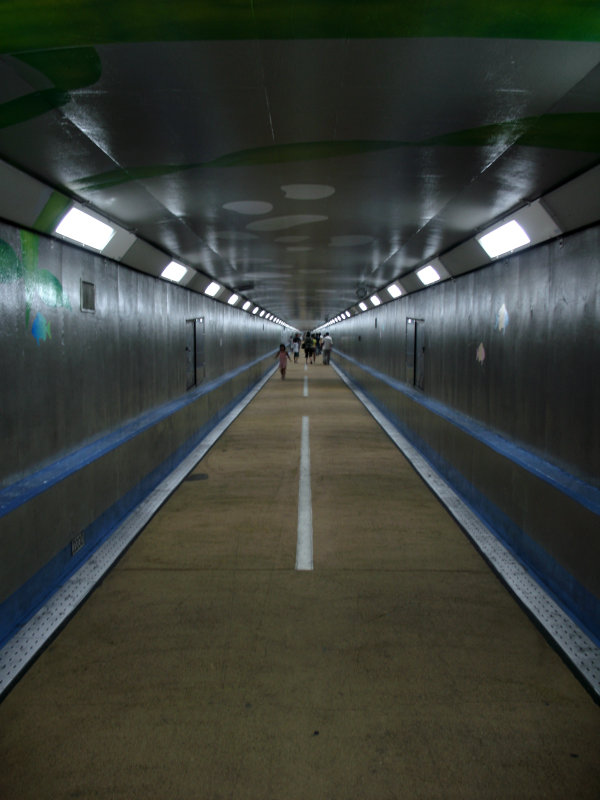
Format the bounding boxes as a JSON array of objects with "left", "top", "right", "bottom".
[
  {"left": 275, "top": 331, "right": 333, "bottom": 379},
  {"left": 300, "top": 331, "right": 333, "bottom": 365}
]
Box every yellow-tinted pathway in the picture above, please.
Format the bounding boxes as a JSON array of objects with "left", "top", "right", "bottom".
[{"left": 1, "top": 359, "right": 598, "bottom": 799}]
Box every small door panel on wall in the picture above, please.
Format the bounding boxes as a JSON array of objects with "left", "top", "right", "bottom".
[
  {"left": 186, "top": 316, "right": 205, "bottom": 390},
  {"left": 415, "top": 319, "right": 425, "bottom": 391},
  {"left": 195, "top": 316, "right": 205, "bottom": 385},
  {"left": 406, "top": 318, "right": 425, "bottom": 390},
  {"left": 185, "top": 319, "right": 196, "bottom": 389}
]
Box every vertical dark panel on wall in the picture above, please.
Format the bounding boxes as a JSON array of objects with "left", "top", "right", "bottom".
[
  {"left": 185, "top": 319, "right": 197, "bottom": 390},
  {"left": 405, "top": 318, "right": 415, "bottom": 385},
  {"left": 415, "top": 320, "right": 425, "bottom": 391}
]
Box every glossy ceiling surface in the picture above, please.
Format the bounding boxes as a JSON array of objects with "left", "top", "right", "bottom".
[{"left": 1, "top": 2, "right": 599, "bottom": 329}]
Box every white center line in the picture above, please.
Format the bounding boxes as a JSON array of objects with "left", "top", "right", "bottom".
[
  {"left": 303, "top": 376, "right": 308, "bottom": 397},
  {"left": 295, "top": 416, "right": 313, "bottom": 571}
]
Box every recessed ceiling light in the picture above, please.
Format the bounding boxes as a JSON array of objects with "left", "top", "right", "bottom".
[
  {"left": 370, "top": 294, "right": 381, "bottom": 306},
  {"left": 55, "top": 208, "right": 115, "bottom": 251},
  {"left": 359, "top": 302, "right": 368, "bottom": 311},
  {"left": 477, "top": 219, "right": 531, "bottom": 258},
  {"left": 259, "top": 310, "right": 266, "bottom": 317},
  {"left": 416, "top": 265, "right": 441, "bottom": 285},
  {"left": 204, "top": 281, "right": 221, "bottom": 297},
  {"left": 242, "top": 300, "right": 251, "bottom": 311},
  {"left": 228, "top": 293, "right": 239, "bottom": 305},
  {"left": 252, "top": 306, "right": 259, "bottom": 315},
  {"left": 387, "top": 283, "right": 402, "bottom": 299},
  {"left": 160, "top": 261, "right": 188, "bottom": 283}
]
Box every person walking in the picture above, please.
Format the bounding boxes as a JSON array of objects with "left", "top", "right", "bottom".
[
  {"left": 321, "top": 332, "right": 333, "bottom": 364},
  {"left": 292, "top": 334, "right": 301, "bottom": 363},
  {"left": 303, "top": 331, "right": 314, "bottom": 364},
  {"left": 275, "top": 343, "right": 291, "bottom": 379}
]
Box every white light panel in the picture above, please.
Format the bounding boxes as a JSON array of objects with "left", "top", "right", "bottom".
[
  {"left": 416, "top": 265, "right": 441, "bottom": 285},
  {"left": 204, "top": 281, "right": 221, "bottom": 297},
  {"left": 477, "top": 219, "right": 530, "bottom": 258},
  {"left": 55, "top": 208, "right": 115, "bottom": 251},
  {"left": 160, "top": 261, "right": 188, "bottom": 282},
  {"left": 228, "top": 293, "right": 239, "bottom": 305},
  {"left": 387, "top": 283, "right": 402, "bottom": 299},
  {"left": 370, "top": 294, "right": 381, "bottom": 306}
]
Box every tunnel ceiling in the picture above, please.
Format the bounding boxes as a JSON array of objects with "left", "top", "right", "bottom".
[{"left": 1, "top": 2, "right": 599, "bottom": 330}]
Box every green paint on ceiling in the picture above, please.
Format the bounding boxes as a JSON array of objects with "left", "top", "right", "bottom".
[
  {"left": 0, "top": 48, "right": 102, "bottom": 129},
  {"left": 0, "top": 89, "right": 71, "bottom": 129},
  {"left": 34, "top": 192, "right": 72, "bottom": 235},
  {"left": 1, "top": 0, "right": 599, "bottom": 52},
  {"left": 209, "top": 140, "right": 405, "bottom": 167},
  {"left": 72, "top": 113, "right": 600, "bottom": 192},
  {"left": 426, "top": 113, "right": 600, "bottom": 153},
  {"left": 15, "top": 48, "right": 102, "bottom": 91}
]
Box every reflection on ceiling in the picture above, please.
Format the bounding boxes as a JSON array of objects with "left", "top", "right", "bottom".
[
  {"left": 281, "top": 184, "right": 336, "bottom": 200},
  {"left": 222, "top": 201, "right": 274, "bottom": 215},
  {"left": 245, "top": 215, "right": 330, "bottom": 233},
  {"left": 0, "top": 2, "right": 599, "bottom": 330},
  {"left": 329, "top": 235, "right": 375, "bottom": 248}
]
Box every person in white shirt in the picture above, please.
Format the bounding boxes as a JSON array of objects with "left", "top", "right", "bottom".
[{"left": 321, "top": 332, "right": 333, "bottom": 365}]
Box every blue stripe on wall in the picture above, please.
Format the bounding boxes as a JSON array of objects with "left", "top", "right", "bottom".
[
  {"left": 335, "top": 350, "right": 600, "bottom": 517},
  {"left": 0, "top": 358, "right": 272, "bottom": 647},
  {"left": 334, "top": 354, "right": 600, "bottom": 643},
  {"left": 0, "top": 351, "right": 273, "bottom": 520}
]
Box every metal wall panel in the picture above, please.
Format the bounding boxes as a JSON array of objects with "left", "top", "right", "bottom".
[
  {"left": 0, "top": 220, "right": 280, "bottom": 617},
  {"left": 331, "top": 223, "right": 600, "bottom": 632}
]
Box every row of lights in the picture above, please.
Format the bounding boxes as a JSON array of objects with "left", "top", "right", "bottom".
[
  {"left": 319, "top": 218, "right": 532, "bottom": 328},
  {"left": 192, "top": 277, "right": 288, "bottom": 325},
  {"left": 54, "top": 204, "right": 537, "bottom": 331},
  {"left": 54, "top": 207, "right": 292, "bottom": 328}
]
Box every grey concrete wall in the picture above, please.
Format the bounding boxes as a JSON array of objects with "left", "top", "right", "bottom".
[
  {"left": 0, "top": 222, "right": 281, "bottom": 629},
  {"left": 331, "top": 224, "right": 600, "bottom": 636}
]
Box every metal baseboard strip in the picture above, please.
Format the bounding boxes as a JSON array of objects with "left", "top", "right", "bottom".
[
  {"left": 332, "top": 362, "right": 600, "bottom": 702},
  {"left": 0, "top": 366, "right": 277, "bottom": 699}
]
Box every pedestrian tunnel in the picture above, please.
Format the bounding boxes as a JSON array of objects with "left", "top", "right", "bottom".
[{"left": 0, "top": 359, "right": 599, "bottom": 799}]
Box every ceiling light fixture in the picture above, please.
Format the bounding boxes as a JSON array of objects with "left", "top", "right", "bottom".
[
  {"left": 55, "top": 207, "right": 115, "bottom": 251},
  {"left": 370, "top": 294, "right": 381, "bottom": 306},
  {"left": 359, "top": 302, "right": 368, "bottom": 311},
  {"left": 416, "top": 265, "right": 441, "bottom": 285},
  {"left": 204, "top": 281, "right": 221, "bottom": 297},
  {"left": 477, "top": 219, "right": 530, "bottom": 258},
  {"left": 160, "top": 260, "right": 188, "bottom": 283},
  {"left": 228, "top": 293, "right": 239, "bottom": 305},
  {"left": 242, "top": 301, "right": 251, "bottom": 311},
  {"left": 252, "top": 306, "right": 260, "bottom": 315},
  {"left": 386, "top": 283, "right": 402, "bottom": 299}
]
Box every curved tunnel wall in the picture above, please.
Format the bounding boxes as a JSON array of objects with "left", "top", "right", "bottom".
[
  {"left": 1, "top": 217, "right": 599, "bottom": 647},
  {"left": 0, "top": 221, "right": 281, "bottom": 642},
  {"left": 333, "top": 223, "right": 600, "bottom": 640}
]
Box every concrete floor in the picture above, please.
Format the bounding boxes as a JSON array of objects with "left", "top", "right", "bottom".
[{"left": 0, "top": 360, "right": 598, "bottom": 799}]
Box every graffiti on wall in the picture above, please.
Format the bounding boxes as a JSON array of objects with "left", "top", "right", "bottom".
[{"left": 0, "top": 230, "right": 71, "bottom": 344}]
